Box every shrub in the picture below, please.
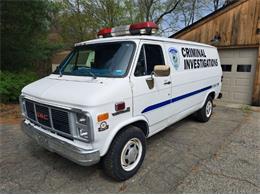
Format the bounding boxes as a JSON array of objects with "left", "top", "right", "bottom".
[{"left": 0, "top": 71, "right": 38, "bottom": 103}]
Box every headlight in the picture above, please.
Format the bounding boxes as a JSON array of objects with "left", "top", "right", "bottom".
[
  {"left": 75, "top": 112, "right": 92, "bottom": 141},
  {"left": 78, "top": 125, "right": 89, "bottom": 139},
  {"left": 76, "top": 113, "right": 88, "bottom": 125}
]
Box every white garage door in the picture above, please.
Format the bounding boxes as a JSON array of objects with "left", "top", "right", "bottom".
[{"left": 218, "top": 48, "right": 257, "bottom": 105}]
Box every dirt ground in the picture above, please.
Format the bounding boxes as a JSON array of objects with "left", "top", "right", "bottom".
[{"left": 0, "top": 103, "right": 21, "bottom": 124}]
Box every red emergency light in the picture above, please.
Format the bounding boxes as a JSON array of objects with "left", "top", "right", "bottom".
[
  {"left": 130, "top": 21, "right": 158, "bottom": 35},
  {"left": 97, "top": 21, "right": 158, "bottom": 38},
  {"left": 97, "top": 28, "right": 112, "bottom": 38}
]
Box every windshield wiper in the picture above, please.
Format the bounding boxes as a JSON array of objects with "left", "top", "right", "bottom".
[{"left": 88, "top": 70, "right": 97, "bottom": 79}]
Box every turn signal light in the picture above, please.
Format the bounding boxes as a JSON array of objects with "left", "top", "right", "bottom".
[{"left": 97, "top": 113, "right": 109, "bottom": 122}]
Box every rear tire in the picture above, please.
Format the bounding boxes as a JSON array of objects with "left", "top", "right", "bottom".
[
  {"left": 195, "top": 96, "right": 213, "bottom": 122},
  {"left": 102, "top": 126, "right": 146, "bottom": 181}
]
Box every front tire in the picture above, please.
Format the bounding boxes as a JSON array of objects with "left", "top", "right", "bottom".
[
  {"left": 195, "top": 96, "right": 213, "bottom": 122},
  {"left": 102, "top": 126, "right": 146, "bottom": 181}
]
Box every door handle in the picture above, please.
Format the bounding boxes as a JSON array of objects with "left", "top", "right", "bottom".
[{"left": 164, "top": 81, "right": 171, "bottom": 85}]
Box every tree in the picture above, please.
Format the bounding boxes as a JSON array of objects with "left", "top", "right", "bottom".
[
  {"left": 0, "top": 0, "right": 61, "bottom": 71},
  {"left": 57, "top": 0, "right": 138, "bottom": 46},
  {"left": 213, "top": 0, "right": 220, "bottom": 10},
  {"left": 154, "top": 0, "right": 181, "bottom": 24},
  {"left": 223, "top": 0, "right": 237, "bottom": 7},
  {"left": 58, "top": 0, "right": 93, "bottom": 45}
]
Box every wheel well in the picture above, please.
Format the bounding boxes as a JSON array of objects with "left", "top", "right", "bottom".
[
  {"left": 208, "top": 91, "right": 215, "bottom": 100},
  {"left": 130, "top": 120, "right": 149, "bottom": 137},
  {"left": 115, "top": 120, "right": 149, "bottom": 137}
]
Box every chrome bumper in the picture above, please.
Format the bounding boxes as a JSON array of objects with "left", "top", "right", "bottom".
[{"left": 21, "top": 121, "right": 100, "bottom": 166}]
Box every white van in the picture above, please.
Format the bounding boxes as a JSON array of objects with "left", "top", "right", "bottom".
[{"left": 20, "top": 22, "right": 222, "bottom": 181}]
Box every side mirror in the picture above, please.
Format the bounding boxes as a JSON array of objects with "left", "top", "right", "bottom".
[{"left": 154, "top": 65, "right": 170, "bottom": 77}]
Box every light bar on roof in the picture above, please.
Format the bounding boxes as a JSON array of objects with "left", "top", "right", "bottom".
[
  {"left": 112, "top": 25, "right": 131, "bottom": 36},
  {"left": 97, "top": 21, "right": 158, "bottom": 38}
]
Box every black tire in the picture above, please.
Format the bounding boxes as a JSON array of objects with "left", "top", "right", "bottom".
[
  {"left": 102, "top": 126, "right": 146, "bottom": 181},
  {"left": 195, "top": 96, "right": 213, "bottom": 122}
]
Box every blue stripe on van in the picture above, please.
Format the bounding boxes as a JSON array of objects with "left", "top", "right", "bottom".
[{"left": 141, "top": 85, "right": 212, "bottom": 113}]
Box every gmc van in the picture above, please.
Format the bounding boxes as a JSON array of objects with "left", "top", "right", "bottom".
[{"left": 20, "top": 22, "right": 222, "bottom": 181}]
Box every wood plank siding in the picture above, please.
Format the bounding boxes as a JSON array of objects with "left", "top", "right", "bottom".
[
  {"left": 172, "top": 0, "right": 259, "bottom": 48},
  {"left": 252, "top": 46, "right": 260, "bottom": 105}
]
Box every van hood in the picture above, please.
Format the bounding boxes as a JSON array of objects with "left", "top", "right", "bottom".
[{"left": 22, "top": 74, "right": 131, "bottom": 108}]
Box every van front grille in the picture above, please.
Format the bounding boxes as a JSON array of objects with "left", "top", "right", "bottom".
[
  {"left": 24, "top": 99, "right": 71, "bottom": 139},
  {"left": 51, "top": 109, "right": 70, "bottom": 134},
  {"left": 25, "top": 101, "right": 36, "bottom": 121}
]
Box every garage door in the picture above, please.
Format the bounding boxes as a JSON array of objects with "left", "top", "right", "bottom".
[{"left": 218, "top": 48, "right": 257, "bottom": 104}]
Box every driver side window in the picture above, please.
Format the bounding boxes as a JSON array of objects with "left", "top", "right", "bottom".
[{"left": 134, "top": 44, "right": 165, "bottom": 77}]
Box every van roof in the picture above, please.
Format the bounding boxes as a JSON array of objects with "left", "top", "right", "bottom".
[{"left": 75, "top": 35, "right": 215, "bottom": 49}]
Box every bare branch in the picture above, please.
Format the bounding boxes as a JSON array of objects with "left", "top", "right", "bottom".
[{"left": 154, "top": 0, "right": 181, "bottom": 24}]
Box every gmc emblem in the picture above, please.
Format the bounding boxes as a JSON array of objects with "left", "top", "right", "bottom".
[{"left": 36, "top": 112, "right": 49, "bottom": 121}]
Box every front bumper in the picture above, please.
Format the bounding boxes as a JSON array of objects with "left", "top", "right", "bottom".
[{"left": 21, "top": 121, "right": 100, "bottom": 166}]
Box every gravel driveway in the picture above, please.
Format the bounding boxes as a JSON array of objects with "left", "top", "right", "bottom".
[{"left": 0, "top": 106, "right": 259, "bottom": 193}]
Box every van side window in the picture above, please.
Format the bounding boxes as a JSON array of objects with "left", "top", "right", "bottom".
[
  {"left": 145, "top": 45, "right": 165, "bottom": 74},
  {"left": 134, "top": 44, "right": 165, "bottom": 76}
]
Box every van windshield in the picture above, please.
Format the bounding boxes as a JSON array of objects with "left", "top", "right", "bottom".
[{"left": 54, "top": 41, "right": 135, "bottom": 78}]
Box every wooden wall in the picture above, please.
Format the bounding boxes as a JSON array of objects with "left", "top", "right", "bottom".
[
  {"left": 252, "top": 46, "right": 260, "bottom": 106},
  {"left": 173, "top": 0, "right": 260, "bottom": 48}
]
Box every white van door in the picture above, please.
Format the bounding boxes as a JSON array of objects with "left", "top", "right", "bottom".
[{"left": 131, "top": 42, "right": 172, "bottom": 134}]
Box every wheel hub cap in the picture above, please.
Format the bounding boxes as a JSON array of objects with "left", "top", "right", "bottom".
[
  {"left": 121, "top": 138, "right": 143, "bottom": 171},
  {"left": 206, "top": 101, "right": 212, "bottom": 117},
  {"left": 127, "top": 146, "right": 138, "bottom": 163}
]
